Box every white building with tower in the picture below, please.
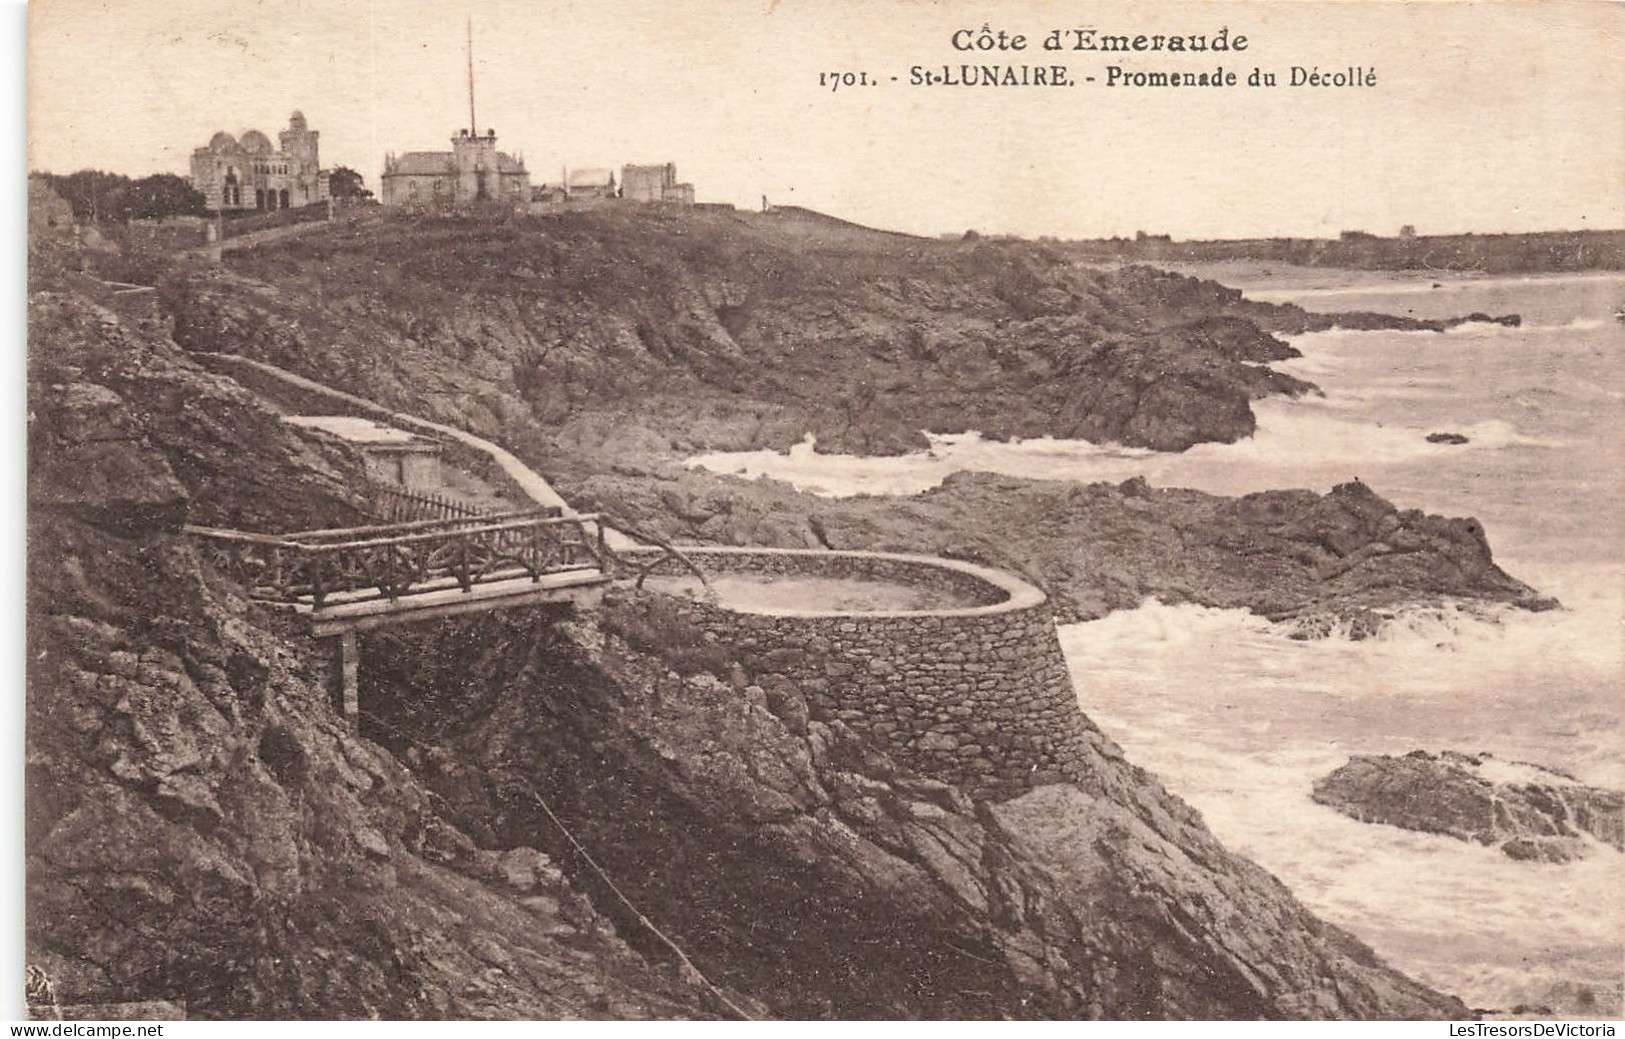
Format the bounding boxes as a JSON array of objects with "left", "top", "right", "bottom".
[{"left": 379, "top": 21, "right": 531, "bottom": 207}]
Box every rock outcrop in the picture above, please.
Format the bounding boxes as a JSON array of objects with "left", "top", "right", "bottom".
[
  {"left": 141, "top": 210, "right": 1548, "bottom": 631},
  {"left": 566, "top": 467, "right": 1552, "bottom": 628},
  {"left": 26, "top": 262, "right": 718, "bottom": 1018},
  {"left": 159, "top": 209, "right": 1513, "bottom": 458},
  {"left": 1312, "top": 751, "right": 1623, "bottom": 863},
  {"left": 29, "top": 252, "right": 1472, "bottom": 1019},
  {"left": 358, "top": 605, "right": 1470, "bottom": 1020}
]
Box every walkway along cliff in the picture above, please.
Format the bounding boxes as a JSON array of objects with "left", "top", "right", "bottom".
[
  {"left": 26, "top": 238, "right": 1488, "bottom": 1018},
  {"left": 178, "top": 354, "right": 1466, "bottom": 1016},
  {"left": 183, "top": 353, "right": 1089, "bottom": 802}
]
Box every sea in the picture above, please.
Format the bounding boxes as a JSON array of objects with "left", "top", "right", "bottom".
[{"left": 688, "top": 267, "right": 1625, "bottom": 1014}]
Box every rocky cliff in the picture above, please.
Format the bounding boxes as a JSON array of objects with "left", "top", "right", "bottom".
[
  {"left": 148, "top": 209, "right": 1546, "bottom": 630},
  {"left": 357, "top": 600, "right": 1467, "bottom": 1019},
  {"left": 26, "top": 261, "right": 718, "bottom": 1019},
  {"left": 28, "top": 244, "right": 1474, "bottom": 1019},
  {"left": 1313, "top": 751, "right": 1624, "bottom": 864},
  {"left": 159, "top": 208, "right": 1510, "bottom": 459}
]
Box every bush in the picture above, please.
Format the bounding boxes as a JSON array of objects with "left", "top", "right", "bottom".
[{"left": 600, "top": 593, "right": 735, "bottom": 678}]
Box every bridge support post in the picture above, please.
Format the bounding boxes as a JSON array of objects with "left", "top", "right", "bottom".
[{"left": 332, "top": 631, "right": 360, "bottom": 724}]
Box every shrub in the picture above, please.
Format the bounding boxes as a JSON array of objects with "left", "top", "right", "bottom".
[{"left": 600, "top": 593, "right": 735, "bottom": 678}]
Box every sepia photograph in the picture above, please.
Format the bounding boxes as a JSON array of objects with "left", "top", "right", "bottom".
[{"left": 18, "top": 0, "right": 1625, "bottom": 1023}]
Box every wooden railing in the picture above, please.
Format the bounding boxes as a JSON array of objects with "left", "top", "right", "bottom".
[
  {"left": 367, "top": 484, "right": 533, "bottom": 524},
  {"left": 599, "top": 520, "right": 715, "bottom": 596},
  {"left": 186, "top": 510, "right": 609, "bottom": 611}
]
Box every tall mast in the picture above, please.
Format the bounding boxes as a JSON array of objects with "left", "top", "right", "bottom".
[{"left": 466, "top": 16, "right": 477, "bottom": 135}]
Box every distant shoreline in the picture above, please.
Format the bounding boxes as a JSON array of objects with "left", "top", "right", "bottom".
[
  {"left": 1044, "top": 228, "right": 1625, "bottom": 275},
  {"left": 1146, "top": 261, "right": 1625, "bottom": 295}
]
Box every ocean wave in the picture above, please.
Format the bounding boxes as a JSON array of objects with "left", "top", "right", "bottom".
[
  {"left": 688, "top": 398, "right": 1550, "bottom": 499},
  {"left": 1061, "top": 591, "right": 1624, "bottom": 1014},
  {"left": 1442, "top": 316, "right": 1616, "bottom": 336},
  {"left": 1243, "top": 271, "right": 1625, "bottom": 303}
]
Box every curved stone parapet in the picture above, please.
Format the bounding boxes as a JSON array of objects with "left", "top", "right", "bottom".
[{"left": 622, "top": 547, "right": 1093, "bottom": 798}]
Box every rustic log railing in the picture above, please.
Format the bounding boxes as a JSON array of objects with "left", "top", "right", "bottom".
[
  {"left": 186, "top": 510, "right": 609, "bottom": 611},
  {"left": 599, "top": 520, "right": 716, "bottom": 596}
]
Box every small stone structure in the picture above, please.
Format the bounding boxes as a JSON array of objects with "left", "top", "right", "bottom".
[
  {"left": 282, "top": 415, "right": 443, "bottom": 489},
  {"left": 621, "top": 162, "right": 695, "bottom": 205},
  {"left": 627, "top": 547, "right": 1095, "bottom": 797}
]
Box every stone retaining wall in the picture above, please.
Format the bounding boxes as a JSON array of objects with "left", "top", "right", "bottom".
[{"left": 625, "top": 547, "right": 1093, "bottom": 798}]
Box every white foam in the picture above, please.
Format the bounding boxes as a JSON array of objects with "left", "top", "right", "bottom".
[
  {"left": 1059, "top": 597, "right": 1623, "bottom": 1011},
  {"left": 688, "top": 278, "right": 1625, "bottom": 1010},
  {"left": 1242, "top": 271, "right": 1625, "bottom": 303},
  {"left": 687, "top": 396, "right": 1550, "bottom": 501},
  {"left": 1472, "top": 755, "right": 1583, "bottom": 789}
]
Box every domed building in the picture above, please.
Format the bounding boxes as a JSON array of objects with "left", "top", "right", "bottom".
[{"left": 189, "top": 111, "right": 328, "bottom": 212}]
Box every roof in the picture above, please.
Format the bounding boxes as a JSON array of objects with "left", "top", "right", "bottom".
[
  {"left": 567, "top": 167, "right": 614, "bottom": 187},
  {"left": 282, "top": 415, "right": 433, "bottom": 447},
  {"left": 386, "top": 151, "right": 453, "bottom": 176},
  {"left": 240, "top": 130, "right": 273, "bottom": 155},
  {"left": 383, "top": 151, "right": 525, "bottom": 176}
]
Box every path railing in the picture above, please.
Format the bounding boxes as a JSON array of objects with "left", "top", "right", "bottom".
[
  {"left": 367, "top": 484, "right": 526, "bottom": 524},
  {"left": 599, "top": 520, "right": 715, "bottom": 595},
  {"left": 186, "top": 510, "right": 609, "bottom": 611}
]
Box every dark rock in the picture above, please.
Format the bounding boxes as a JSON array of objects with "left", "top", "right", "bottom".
[
  {"left": 27, "top": 258, "right": 717, "bottom": 1020},
  {"left": 1502, "top": 836, "right": 1587, "bottom": 864},
  {"left": 764, "top": 685, "right": 811, "bottom": 735},
  {"left": 1426, "top": 432, "right": 1470, "bottom": 445},
  {"left": 571, "top": 468, "right": 1549, "bottom": 629},
  {"left": 1296, "top": 310, "right": 1521, "bottom": 334},
  {"left": 27, "top": 220, "right": 1513, "bottom": 1020},
  {"left": 354, "top": 601, "right": 1470, "bottom": 1020},
  {"left": 1312, "top": 750, "right": 1623, "bottom": 863},
  {"left": 160, "top": 217, "right": 1512, "bottom": 459}
]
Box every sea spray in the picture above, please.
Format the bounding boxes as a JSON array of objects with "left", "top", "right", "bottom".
[
  {"left": 1057, "top": 598, "right": 1622, "bottom": 1013},
  {"left": 687, "top": 270, "right": 1625, "bottom": 1013}
]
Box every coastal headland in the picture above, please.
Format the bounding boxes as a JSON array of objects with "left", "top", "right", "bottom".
[{"left": 24, "top": 204, "right": 1590, "bottom": 1019}]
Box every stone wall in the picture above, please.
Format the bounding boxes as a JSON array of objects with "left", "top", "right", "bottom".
[{"left": 624, "top": 547, "right": 1093, "bottom": 798}]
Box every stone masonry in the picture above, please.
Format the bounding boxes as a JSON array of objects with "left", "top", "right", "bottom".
[{"left": 626, "top": 548, "right": 1094, "bottom": 798}]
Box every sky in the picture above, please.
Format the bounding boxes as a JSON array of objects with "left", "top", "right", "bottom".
[{"left": 26, "top": 0, "right": 1625, "bottom": 240}]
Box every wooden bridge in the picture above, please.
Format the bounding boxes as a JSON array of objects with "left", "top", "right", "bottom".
[
  {"left": 179, "top": 352, "right": 714, "bottom": 722},
  {"left": 187, "top": 508, "right": 616, "bottom": 630},
  {"left": 186, "top": 505, "right": 706, "bottom": 721}
]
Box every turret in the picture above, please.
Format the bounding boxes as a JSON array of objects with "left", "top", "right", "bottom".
[{"left": 279, "top": 110, "right": 319, "bottom": 170}]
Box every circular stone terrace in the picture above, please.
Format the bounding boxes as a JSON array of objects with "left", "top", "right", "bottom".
[
  {"left": 621, "top": 547, "right": 1091, "bottom": 797},
  {"left": 626, "top": 546, "right": 1046, "bottom": 618}
]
